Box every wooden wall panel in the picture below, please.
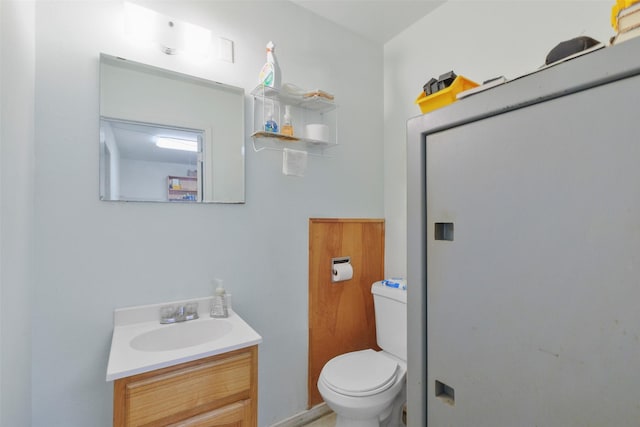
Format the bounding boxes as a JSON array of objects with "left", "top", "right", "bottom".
[{"left": 308, "top": 218, "right": 384, "bottom": 408}]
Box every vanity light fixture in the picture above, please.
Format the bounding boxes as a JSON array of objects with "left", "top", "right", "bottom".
[
  {"left": 155, "top": 137, "right": 199, "bottom": 152},
  {"left": 123, "top": 2, "right": 156, "bottom": 47},
  {"left": 123, "top": 2, "right": 212, "bottom": 58}
]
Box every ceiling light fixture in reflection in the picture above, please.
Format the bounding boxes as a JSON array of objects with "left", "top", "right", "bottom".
[{"left": 155, "top": 137, "right": 198, "bottom": 152}]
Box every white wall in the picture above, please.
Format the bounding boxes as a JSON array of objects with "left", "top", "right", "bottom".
[
  {"left": 383, "top": 1, "right": 614, "bottom": 278},
  {"left": 32, "top": 1, "right": 383, "bottom": 426},
  {"left": 0, "top": 1, "right": 35, "bottom": 426}
]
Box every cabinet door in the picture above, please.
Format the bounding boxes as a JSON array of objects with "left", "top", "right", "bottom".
[
  {"left": 114, "top": 347, "right": 257, "bottom": 427},
  {"left": 167, "top": 399, "right": 254, "bottom": 427}
]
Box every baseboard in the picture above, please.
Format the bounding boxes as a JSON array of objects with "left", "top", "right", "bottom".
[{"left": 269, "top": 403, "right": 332, "bottom": 427}]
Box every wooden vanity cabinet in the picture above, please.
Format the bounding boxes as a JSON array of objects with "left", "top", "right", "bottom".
[{"left": 113, "top": 346, "right": 258, "bottom": 427}]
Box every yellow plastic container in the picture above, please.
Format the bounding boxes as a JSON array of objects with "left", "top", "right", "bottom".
[
  {"left": 415, "top": 75, "right": 479, "bottom": 114},
  {"left": 611, "top": 0, "right": 640, "bottom": 29}
]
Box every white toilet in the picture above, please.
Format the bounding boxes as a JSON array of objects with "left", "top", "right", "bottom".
[{"left": 317, "top": 281, "right": 407, "bottom": 427}]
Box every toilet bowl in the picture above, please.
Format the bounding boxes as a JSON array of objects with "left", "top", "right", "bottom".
[
  {"left": 317, "top": 281, "right": 408, "bottom": 427},
  {"left": 318, "top": 349, "right": 406, "bottom": 427}
]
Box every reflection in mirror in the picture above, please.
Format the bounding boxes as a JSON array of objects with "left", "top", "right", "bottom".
[
  {"left": 100, "top": 119, "right": 204, "bottom": 202},
  {"left": 99, "top": 53, "right": 245, "bottom": 203}
]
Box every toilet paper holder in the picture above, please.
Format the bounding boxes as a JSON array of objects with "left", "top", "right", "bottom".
[{"left": 331, "top": 257, "right": 352, "bottom": 283}]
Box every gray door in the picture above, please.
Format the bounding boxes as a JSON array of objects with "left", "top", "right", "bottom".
[{"left": 426, "top": 74, "right": 640, "bottom": 426}]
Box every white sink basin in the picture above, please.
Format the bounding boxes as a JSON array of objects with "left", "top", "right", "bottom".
[
  {"left": 130, "top": 318, "right": 233, "bottom": 352},
  {"left": 106, "top": 297, "right": 262, "bottom": 381}
]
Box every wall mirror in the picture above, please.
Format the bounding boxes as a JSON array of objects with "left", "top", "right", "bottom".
[{"left": 99, "top": 53, "right": 245, "bottom": 203}]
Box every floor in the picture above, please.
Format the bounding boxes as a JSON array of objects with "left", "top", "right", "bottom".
[{"left": 304, "top": 412, "right": 336, "bottom": 427}]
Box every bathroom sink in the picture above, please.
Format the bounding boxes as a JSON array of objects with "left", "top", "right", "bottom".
[
  {"left": 106, "top": 297, "right": 262, "bottom": 381},
  {"left": 130, "top": 318, "right": 233, "bottom": 352}
]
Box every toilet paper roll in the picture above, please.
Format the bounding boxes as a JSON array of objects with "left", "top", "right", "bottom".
[
  {"left": 332, "top": 263, "right": 353, "bottom": 282},
  {"left": 305, "top": 124, "right": 329, "bottom": 142}
]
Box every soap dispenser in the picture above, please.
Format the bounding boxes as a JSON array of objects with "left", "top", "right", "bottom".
[
  {"left": 210, "top": 279, "right": 229, "bottom": 318},
  {"left": 264, "top": 107, "right": 279, "bottom": 133},
  {"left": 281, "top": 105, "right": 294, "bottom": 136}
]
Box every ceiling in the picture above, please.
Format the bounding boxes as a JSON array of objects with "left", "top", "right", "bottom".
[
  {"left": 289, "top": 0, "right": 445, "bottom": 44},
  {"left": 102, "top": 119, "right": 201, "bottom": 165}
]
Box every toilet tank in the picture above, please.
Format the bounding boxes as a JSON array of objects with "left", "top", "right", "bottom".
[{"left": 371, "top": 281, "right": 407, "bottom": 360}]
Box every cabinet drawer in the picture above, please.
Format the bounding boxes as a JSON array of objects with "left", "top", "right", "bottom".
[
  {"left": 167, "top": 399, "right": 253, "bottom": 427},
  {"left": 120, "top": 350, "right": 253, "bottom": 426}
]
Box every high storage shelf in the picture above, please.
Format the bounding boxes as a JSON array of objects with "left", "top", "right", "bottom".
[
  {"left": 250, "top": 84, "right": 337, "bottom": 155},
  {"left": 167, "top": 176, "right": 198, "bottom": 201}
]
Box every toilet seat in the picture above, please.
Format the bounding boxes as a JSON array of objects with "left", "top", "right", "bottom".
[{"left": 321, "top": 349, "right": 399, "bottom": 397}]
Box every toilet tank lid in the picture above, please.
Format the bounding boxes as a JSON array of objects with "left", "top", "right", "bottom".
[{"left": 371, "top": 281, "right": 407, "bottom": 303}]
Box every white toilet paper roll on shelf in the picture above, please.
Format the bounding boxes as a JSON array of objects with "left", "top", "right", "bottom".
[
  {"left": 332, "top": 263, "right": 353, "bottom": 282},
  {"left": 305, "top": 124, "right": 329, "bottom": 142}
]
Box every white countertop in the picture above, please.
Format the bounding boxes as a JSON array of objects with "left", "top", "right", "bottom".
[{"left": 106, "top": 296, "right": 262, "bottom": 381}]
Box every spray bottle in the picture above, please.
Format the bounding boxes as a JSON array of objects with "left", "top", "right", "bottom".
[{"left": 258, "top": 41, "right": 281, "bottom": 89}]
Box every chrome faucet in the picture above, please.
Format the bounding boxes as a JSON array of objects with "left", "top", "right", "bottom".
[{"left": 160, "top": 302, "right": 199, "bottom": 324}]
